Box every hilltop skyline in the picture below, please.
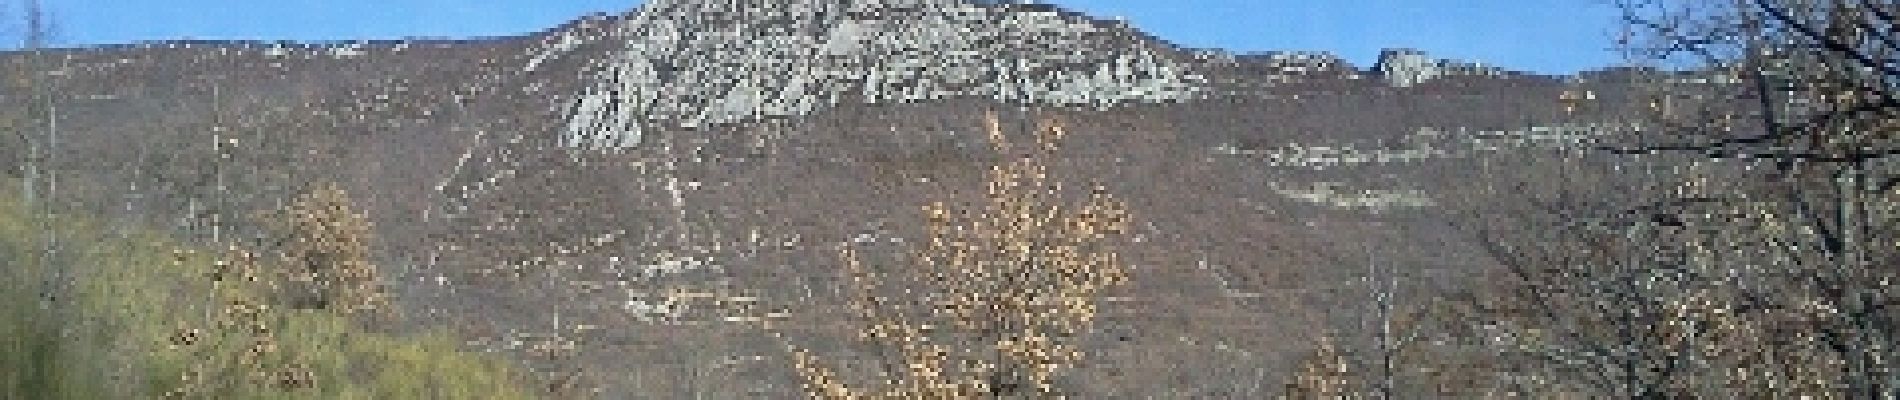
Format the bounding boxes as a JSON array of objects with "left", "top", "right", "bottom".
[{"left": 16, "top": 0, "right": 1624, "bottom": 74}]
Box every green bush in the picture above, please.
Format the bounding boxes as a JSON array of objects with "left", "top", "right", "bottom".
[{"left": 0, "top": 180, "right": 539, "bottom": 399}]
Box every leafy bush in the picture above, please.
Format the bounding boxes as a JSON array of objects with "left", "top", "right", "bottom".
[{"left": 0, "top": 179, "right": 539, "bottom": 399}]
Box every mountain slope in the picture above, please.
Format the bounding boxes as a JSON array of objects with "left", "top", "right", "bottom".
[{"left": 0, "top": 1, "right": 1667, "bottom": 398}]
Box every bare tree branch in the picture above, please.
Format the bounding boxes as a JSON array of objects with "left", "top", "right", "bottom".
[{"left": 1755, "top": 0, "right": 1900, "bottom": 81}]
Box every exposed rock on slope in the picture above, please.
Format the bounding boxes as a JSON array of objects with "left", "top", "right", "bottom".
[
  {"left": 525, "top": 0, "right": 1210, "bottom": 148},
  {"left": 1374, "top": 48, "right": 1512, "bottom": 88}
]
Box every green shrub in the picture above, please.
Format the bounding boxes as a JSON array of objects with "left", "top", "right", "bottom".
[{"left": 0, "top": 179, "right": 539, "bottom": 399}]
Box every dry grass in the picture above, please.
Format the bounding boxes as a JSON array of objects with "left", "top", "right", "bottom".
[{"left": 783, "top": 111, "right": 1131, "bottom": 399}]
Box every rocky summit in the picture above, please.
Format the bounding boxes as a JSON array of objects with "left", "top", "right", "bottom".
[{"left": 531, "top": 0, "right": 1208, "bottom": 148}]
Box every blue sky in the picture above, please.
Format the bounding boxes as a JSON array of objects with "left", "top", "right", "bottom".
[{"left": 14, "top": 0, "right": 1625, "bottom": 74}]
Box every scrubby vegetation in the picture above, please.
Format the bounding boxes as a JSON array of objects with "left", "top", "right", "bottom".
[
  {"left": 784, "top": 113, "right": 1130, "bottom": 399},
  {"left": 0, "top": 178, "right": 539, "bottom": 399},
  {"left": 1276, "top": 1, "right": 1900, "bottom": 398}
]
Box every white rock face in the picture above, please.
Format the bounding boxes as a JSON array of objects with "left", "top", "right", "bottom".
[
  {"left": 1375, "top": 49, "right": 1438, "bottom": 88},
  {"left": 1212, "top": 122, "right": 1645, "bottom": 169},
  {"left": 1374, "top": 48, "right": 1507, "bottom": 88},
  {"left": 1267, "top": 181, "right": 1437, "bottom": 213},
  {"left": 528, "top": 0, "right": 1210, "bottom": 149}
]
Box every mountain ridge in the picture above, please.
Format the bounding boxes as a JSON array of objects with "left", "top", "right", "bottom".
[
  {"left": 0, "top": 4, "right": 1663, "bottom": 396},
  {"left": 521, "top": 0, "right": 1213, "bottom": 148}
]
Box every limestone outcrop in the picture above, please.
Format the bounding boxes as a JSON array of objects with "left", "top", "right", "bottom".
[
  {"left": 525, "top": 0, "right": 1210, "bottom": 148},
  {"left": 1373, "top": 48, "right": 1510, "bottom": 88}
]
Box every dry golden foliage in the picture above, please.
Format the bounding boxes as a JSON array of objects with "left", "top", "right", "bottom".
[
  {"left": 1281, "top": 335, "right": 1366, "bottom": 400},
  {"left": 163, "top": 247, "right": 315, "bottom": 399},
  {"left": 787, "top": 111, "right": 1130, "bottom": 399},
  {"left": 258, "top": 181, "right": 386, "bottom": 317},
  {"left": 165, "top": 182, "right": 380, "bottom": 397}
]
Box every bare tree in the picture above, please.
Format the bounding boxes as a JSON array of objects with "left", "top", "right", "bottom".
[
  {"left": 9, "top": 0, "right": 55, "bottom": 205},
  {"left": 8, "top": 0, "right": 71, "bottom": 368},
  {"left": 21, "top": 0, "right": 46, "bottom": 49},
  {"left": 1409, "top": 0, "right": 1900, "bottom": 397},
  {"left": 1614, "top": 1, "right": 1899, "bottom": 396}
]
